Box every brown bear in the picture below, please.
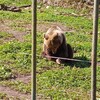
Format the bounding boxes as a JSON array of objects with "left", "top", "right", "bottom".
[{"left": 42, "top": 25, "right": 73, "bottom": 64}]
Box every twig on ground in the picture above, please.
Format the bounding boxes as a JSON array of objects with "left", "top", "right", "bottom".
[
  {"left": 0, "top": 4, "right": 21, "bottom": 12},
  {"left": 0, "top": 4, "right": 31, "bottom": 12}
]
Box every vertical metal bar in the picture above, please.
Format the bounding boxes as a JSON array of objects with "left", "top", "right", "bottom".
[
  {"left": 32, "top": 0, "right": 37, "bottom": 100},
  {"left": 91, "top": 0, "right": 99, "bottom": 99}
]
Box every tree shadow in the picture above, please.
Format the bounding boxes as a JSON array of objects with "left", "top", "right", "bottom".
[{"left": 64, "top": 56, "right": 91, "bottom": 68}]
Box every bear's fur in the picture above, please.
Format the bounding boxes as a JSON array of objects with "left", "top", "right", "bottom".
[{"left": 42, "top": 25, "right": 73, "bottom": 64}]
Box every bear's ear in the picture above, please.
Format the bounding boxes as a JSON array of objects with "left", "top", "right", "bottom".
[
  {"left": 44, "top": 34, "right": 49, "bottom": 40},
  {"left": 59, "top": 30, "right": 65, "bottom": 34}
]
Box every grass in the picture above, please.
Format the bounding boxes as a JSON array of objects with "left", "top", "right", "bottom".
[
  {"left": 0, "top": 9, "right": 31, "bottom": 22},
  {"left": 37, "top": 67, "right": 91, "bottom": 99},
  {"left": 0, "top": 66, "right": 12, "bottom": 81},
  {"left": 37, "top": 6, "right": 93, "bottom": 33},
  {"left": 0, "top": 93, "right": 9, "bottom": 100},
  {"left": 0, "top": 1, "right": 100, "bottom": 99},
  {"left": 0, "top": 0, "right": 31, "bottom": 6},
  {"left": 0, "top": 40, "right": 31, "bottom": 75},
  {"left": 0, "top": 32, "right": 15, "bottom": 44},
  {"left": 0, "top": 32, "right": 13, "bottom": 39}
]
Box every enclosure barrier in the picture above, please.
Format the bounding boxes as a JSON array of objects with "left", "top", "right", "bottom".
[
  {"left": 32, "top": 0, "right": 99, "bottom": 99},
  {"left": 32, "top": 0, "right": 37, "bottom": 100},
  {"left": 91, "top": 0, "right": 99, "bottom": 100}
]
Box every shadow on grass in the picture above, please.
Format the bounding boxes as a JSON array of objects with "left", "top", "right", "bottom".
[{"left": 64, "top": 56, "right": 91, "bottom": 68}]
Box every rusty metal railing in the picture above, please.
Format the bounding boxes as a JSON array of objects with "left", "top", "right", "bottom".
[
  {"left": 91, "top": 0, "right": 99, "bottom": 100},
  {"left": 32, "top": 0, "right": 37, "bottom": 100}
]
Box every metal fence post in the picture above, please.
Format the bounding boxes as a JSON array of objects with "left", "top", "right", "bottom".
[
  {"left": 91, "top": 0, "right": 99, "bottom": 99},
  {"left": 32, "top": 0, "right": 37, "bottom": 100}
]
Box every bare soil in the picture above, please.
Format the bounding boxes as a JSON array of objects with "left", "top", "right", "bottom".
[
  {"left": 0, "top": 86, "right": 31, "bottom": 100},
  {"left": 37, "top": 21, "right": 74, "bottom": 33},
  {"left": 0, "top": 21, "right": 27, "bottom": 42}
]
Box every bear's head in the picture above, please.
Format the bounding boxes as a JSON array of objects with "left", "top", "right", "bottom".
[{"left": 44, "top": 26, "right": 66, "bottom": 54}]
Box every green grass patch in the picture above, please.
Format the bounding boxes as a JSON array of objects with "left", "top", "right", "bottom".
[
  {"left": 0, "top": 40, "right": 31, "bottom": 75},
  {"left": 0, "top": 66, "right": 12, "bottom": 81},
  {"left": 0, "top": 0, "right": 31, "bottom": 6},
  {"left": 0, "top": 32, "right": 13, "bottom": 38},
  {"left": 37, "top": 6, "right": 93, "bottom": 32},
  {"left": 37, "top": 67, "right": 91, "bottom": 99},
  {"left": 0, "top": 32, "right": 14, "bottom": 44},
  {"left": 0, "top": 10, "right": 31, "bottom": 21},
  {"left": 0, "top": 93, "right": 9, "bottom": 100}
]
